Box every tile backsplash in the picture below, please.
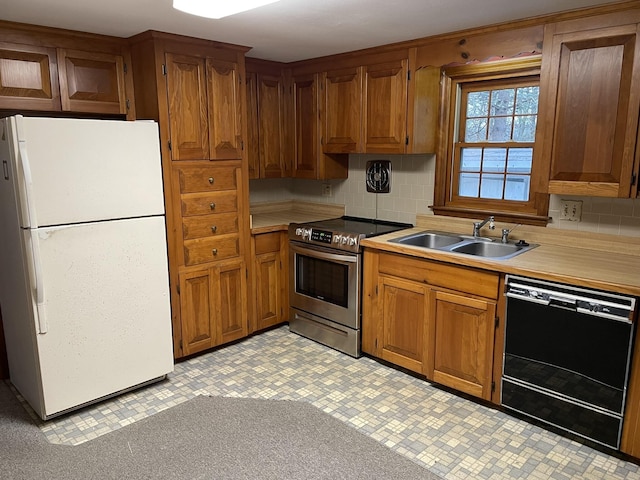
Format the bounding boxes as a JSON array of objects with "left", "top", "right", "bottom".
[{"left": 249, "top": 155, "right": 640, "bottom": 238}]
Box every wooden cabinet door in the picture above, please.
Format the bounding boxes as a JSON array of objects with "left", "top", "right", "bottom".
[
  {"left": 245, "top": 71, "right": 260, "bottom": 179},
  {"left": 255, "top": 251, "right": 282, "bottom": 330},
  {"left": 0, "top": 42, "right": 60, "bottom": 111},
  {"left": 428, "top": 290, "right": 496, "bottom": 400},
  {"left": 323, "top": 67, "right": 362, "bottom": 153},
  {"left": 257, "top": 73, "right": 286, "bottom": 177},
  {"left": 180, "top": 268, "right": 214, "bottom": 355},
  {"left": 252, "top": 232, "right": 287, "bottom": 332},
  {"left": 57, "top": 49, "right": 127, "bottom": 114},
  {"left": 212, "top": 258, "right": 248, "bottom": 345},
  {"left": 293, "top": 74, "right": 319, "bottom": 179},
  {"left": 377, "top": 275, "right": 429, "bottom": 374},
  {"left": 363, "top": 60, "right": 408, "bottom": 153},
  {"left": 165, "top": 53, "right": 209, "bottom": 161},
  {"left": 206, "top": 58, "right": 243, "bottom": 160},
  {"left": 539, "top": 22, "right": 640, "bottom": 197}
]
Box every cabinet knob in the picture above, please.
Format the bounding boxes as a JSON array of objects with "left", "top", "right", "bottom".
[
  {"left": 212, "top": 248, "right": 218, "bottom": 256},
  {"left": 208, "top": 177, "right": 214, "bottom": 184},
  {"left": 211, "top": 225, "right": 217, "bottom": 233},
  {"left": 209, "top": 202, "right": 216, "bottom": 210}
]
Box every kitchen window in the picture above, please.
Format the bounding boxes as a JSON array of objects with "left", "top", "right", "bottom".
[{"left": 432, "top": 56, "right": 550, "bottom": 225}]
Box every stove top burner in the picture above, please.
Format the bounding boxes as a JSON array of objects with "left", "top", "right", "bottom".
[{"left": 288, "top": 216, "right": 413, "bottom": 252}]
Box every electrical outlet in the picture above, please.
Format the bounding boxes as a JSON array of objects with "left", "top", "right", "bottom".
[
  {"left": 322, "top": 183, "right": 332, "bottom": 197},
  {"left": 560, "top": 200, "right": 582, "bottom": 222}
]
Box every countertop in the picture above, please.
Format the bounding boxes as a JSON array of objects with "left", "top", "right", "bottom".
[
  {"left": 249, "top": 205, "right": 640, "bottom": 296},
  {"left": 361, "top": 216, "right": 640, "bottom": 297},
  {"left": 250, "top": 201, "right": 345, "bottom": 234}
]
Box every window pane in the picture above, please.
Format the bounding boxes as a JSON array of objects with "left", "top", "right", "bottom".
[
  {"left": 515, "top": 86, "right": 539, "bottom": 115},
  {"left": 505, "top": 175, "right": 530, "bottom": 201},
  {"left": 459, "top": 173, "right": 480, "bottom": 197},
  {"left": 490, "top": 89, "right": 515, "bottom": 116},
  {"left": 488, "top": 117, "right": 513, "bottom": 141},
  {"left": 465, "top": 118, "right": 487, "bottom": 142},
  {"left": 467, "top": 91, "right": 489, "bottom": 117},
  {"left": 513, "top": 115, "right": 537, "bottom": 141},
  {"left": 507, "top": 148, "right": 533, "bottom": 174},
  {"left": 461, "top": 148, "right": 482, "bottom": 172},
  {"left": 480, "top": 174, "right": 504, "bottom": 199},
  {"left": 483, "top": 148, "right": 507, "bottom": 173}
]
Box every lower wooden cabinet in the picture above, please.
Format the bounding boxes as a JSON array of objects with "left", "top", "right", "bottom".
[
  {"left": 376, "top": 275, "right": 428, "bottom": 373},
  {"left": 179, "top": 258, "right": 248, "bottom": 356},
  {"left": 250, "top": 231, "right": 288, "bottom": 332},
  {"left": 362, "top": 249, "right": 500, "bottom": 401},
  {"left": 428, "top": 289, "right": 496, "bottom": 400}
]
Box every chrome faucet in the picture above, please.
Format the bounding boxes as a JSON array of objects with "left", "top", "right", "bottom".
[{"left": 472, "top": 216, "right": 495, "bottom": 237}]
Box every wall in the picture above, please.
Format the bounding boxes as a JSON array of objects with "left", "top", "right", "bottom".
[{"left": 250, "top": 160, "right": 640, "bottom": 238}]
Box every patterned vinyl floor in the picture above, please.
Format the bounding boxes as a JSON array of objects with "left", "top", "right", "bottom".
[{"left": 11, "top": 326, "right": 640, "bottom": 480}]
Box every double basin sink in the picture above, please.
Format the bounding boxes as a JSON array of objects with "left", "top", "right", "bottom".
[{"left": 389, "top": 230, "right": 537, "bottom": 260}]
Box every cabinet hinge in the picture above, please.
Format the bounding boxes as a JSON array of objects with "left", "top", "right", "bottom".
[
  {"left": 375, "top": 338, "right": 378, "bottom": 349},
  {"left": 126, "top": 99, "right": 131, "bottom": 111},
  {"left": 168, "top": 140, "right": 172, "bottom": 151},
  {"left": 179, "top": 339, "right": 183, "bottom": 350},
  {"left": 162, "top": 64, "right": 167, "bottom": 76},
  {"left": 176, "top": 281, "right": 180, "bottom": 294},
  {"left": 320, "top": 136, "right": 324, "bottom": 146},
  {"left": 123, "top": 63, "right": 128, "bottom": 74},
  {"left": 632, "top": 172, "right": 637, "bottom": 186},
  {"left": 407, "top": 70, "right": 411, "bottom": 81},
  {"left": 375, "top": 285, "right": 378, "bottom": 295},
  {"left": 495, "top": 316, "right": 499, "bottom": 328},
  {"left": 491, "top": 381, "right": 496, "bottom": 392},
  {"left": 405, "top": 136, "right": 409, "bottom": 146},
  {"left": 241, "top": 140, "right": 244, "bottom": 151}
]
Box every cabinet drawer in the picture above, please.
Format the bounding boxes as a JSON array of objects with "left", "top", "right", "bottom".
[
  {"left": 378, "top": 252, "right": 499, "bottom": 299},
  {"left": 184, "top": 234, "right": 239, "bottom": 265},
  {"left": 254, "top": 232, "right": 281, "bottom": 255},
  {"left": 176, "top": 165, "right": 237, "bottom": 193},
  {"left": 182, "top": 212, "right": 239, "bottom": 240},
  {"left": 181, "top": 191, "right": 238, "bottom": 216}
]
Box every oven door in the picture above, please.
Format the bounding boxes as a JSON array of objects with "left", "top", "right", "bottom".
[{"left": 289, "top": 241, "right": 360, "bottom": 329}]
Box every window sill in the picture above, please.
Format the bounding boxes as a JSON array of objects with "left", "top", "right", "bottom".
[{"left": 430, "top": 205, "right": 550, "bottom": 227}]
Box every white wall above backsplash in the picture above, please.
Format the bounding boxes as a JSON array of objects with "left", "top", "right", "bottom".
[{"left": 249, "top": 155, "right": 640, "bottom": 238}]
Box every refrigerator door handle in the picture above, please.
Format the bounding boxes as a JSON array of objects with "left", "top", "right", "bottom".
[
  {"left": 28, "top": 230, "right": 48, "bottom": 334},
  {"left": 18, "top": 140, "right": 39, "bottom": 228}
]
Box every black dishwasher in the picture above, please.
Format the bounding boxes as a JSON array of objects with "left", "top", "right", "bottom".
[{"left": 502, "top": 275, "right": 636, "bottom": 449}]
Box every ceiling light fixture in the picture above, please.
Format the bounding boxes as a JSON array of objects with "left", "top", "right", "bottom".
[{"left": 173, "top": 0, "right": 280, "bottom": 19}]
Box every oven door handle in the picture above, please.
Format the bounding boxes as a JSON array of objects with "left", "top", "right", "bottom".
[{"left": 290, "top": 243, "right": 358, "bottom": 264}]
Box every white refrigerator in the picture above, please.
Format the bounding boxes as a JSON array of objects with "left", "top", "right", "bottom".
[{"left": 0, "top": 115, "right": 174, "bottom": 420}]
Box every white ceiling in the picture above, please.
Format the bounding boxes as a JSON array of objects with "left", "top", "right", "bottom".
[{"left": 2, "top": 0, "right": 623, "bottom": 62}]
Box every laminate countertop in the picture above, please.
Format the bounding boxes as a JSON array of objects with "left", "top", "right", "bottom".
[
  {"left": 361, "top": 220, "right": 640, "bottom": 297},
  {"left": 250, "top": 201, "right": 345, "bottom": 235}
]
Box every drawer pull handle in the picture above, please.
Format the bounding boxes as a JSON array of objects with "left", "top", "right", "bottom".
[
  {"left": 209, "top": 202, "right": 216, "bottom": 210},
  {"left": 208, "top": 177, "right": 214, "bottom": 184},
  {"left": 211, "top": 225, "right": 217, "bottom": 233},
  {"left": 212, "top": 249, "right": 218, "bottom": 256}
]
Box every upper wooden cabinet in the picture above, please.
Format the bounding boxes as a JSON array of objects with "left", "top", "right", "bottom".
[
  {"left": 323, "top": 66, "right": 363, "bottom": 154},
  {"left": 245, "top": 60, "right": 292, "bottom": 179},
  {"left": 537, "top": 15, "right": 640, "bottom": 197},
  {"left": 165, "top": 52, "right": 243, "bottom": 161},
  {"left": 0, "top": 42, "right": 60, "bottom": 111},
  {"left": 362, "top": 60, "right": 408, "bottom": 153},
  {"left": 292, "top": 73, "right": 348, "bottom": 179},
  {"left": 0, "top": 39, "right": 132, "bottom": 117},
  {"left": 57, "top": 49, "right": 127, "bottom": 115}
]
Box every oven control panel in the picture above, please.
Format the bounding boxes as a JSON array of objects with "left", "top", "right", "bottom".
[{"left": 291, "top": 227, "right": 361, "bottom": 252}]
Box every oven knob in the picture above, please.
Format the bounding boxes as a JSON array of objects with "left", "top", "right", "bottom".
[
  {"left": 341, "top": 236, "right": 348, "bottom": 244},
  {"left": 334, "top": 234, "right": 342, "bottom": 244},
  {"left": 295, "top": 228, "right": 303, "bottom": 236},
  {"left": 302, "top": 228, "right": 312, "bottom": 239},
  {"left": 347, "top": 237, "right": 356, "bottom": 246}
]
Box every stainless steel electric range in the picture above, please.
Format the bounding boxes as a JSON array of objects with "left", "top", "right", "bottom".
[{"left": 288, "top": 216, "right": 412, "bottom": 357}]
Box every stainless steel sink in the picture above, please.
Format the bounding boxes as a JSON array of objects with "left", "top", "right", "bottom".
[
  {"left": 390, "top": 231, "right": 464, "bottom": 249},
  {"left": 450, "top": 241, "right": 535, "bottom": 259},
  {"left": 388, "top": 230, "right": 536, "bottom": 260}
]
